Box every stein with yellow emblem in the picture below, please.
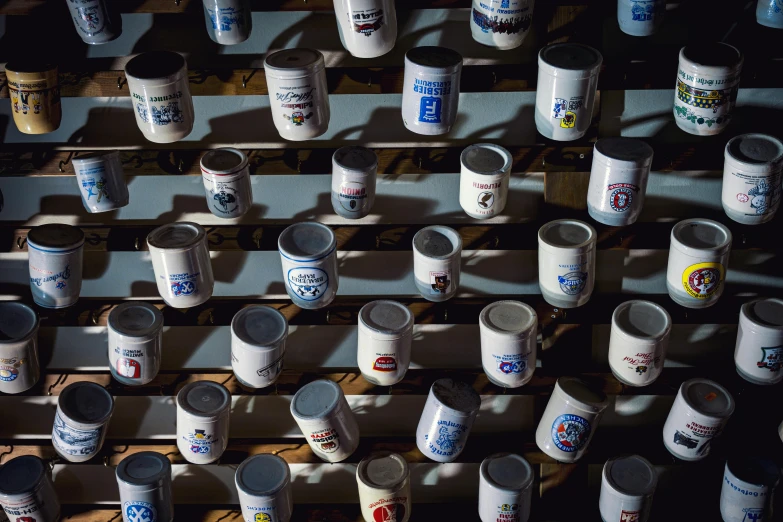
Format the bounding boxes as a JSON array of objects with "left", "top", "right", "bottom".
[{"left": 5, "top": 61, "right": 61, "bottom": 134}]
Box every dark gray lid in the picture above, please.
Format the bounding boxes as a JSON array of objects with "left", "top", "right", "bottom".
[
  {"left": 481, "top": 453, "right": 533, "bottom": 492},
  {"left": 27, "top": 224, "right": 85, "bottom": 251},
  {"left": 0, "top": 456, "right": 46, "bottom": 495},
  {"left": 726, "top": 134, "right": 783, "bottom": 166},
  {"left": 125, "top": 51, "right": 186, "bottom": 80},
  {"left": 357, "top": 452, "right": 409, "bottom": 490},
  {"left": 333, "top": 146, "right": 378, "bottom": 171},
  {"left": 744, "top": 298, "right": 783, "bottom": 329},
  {"left": 461, "top": 143, "right": 512, "bottom": 175},
  {"left": 108, "top": 301, "right": 163, "bottom": 340},
  {"left": 594, "top": 138, "right": 654, "bottom": 168},
  {"left": 556, "top": 377, "right": 608, "bottom": 410},
  {"left": 604, "top": 455, "right": 657, "bottom": 497},
  {"left": 278, "top": 222, "right": 336, "bottom": 261},
  {"left": 539, "top": 220, "right": 595, "bottom": 250},
  {"left": 726, "top": 457, "right": 780, "bottom": 489},
  {"left": 405, "top": 46, "right": 463, "bottom": 72},
  {"left": 290, "top": 379, "right": 343, "bottom": 420},
  {"left": 264, "top": 48, "right": 324, "bottom": 76},
  {"left": 613, "top": 300, "right": 671, "bottom": 341},
  {"left": 682, "top": 42, "right": 742, "bottom": 68},
  {"left": 0, "top": 302, "right": 39, "bottom": 343},
  {"left": 413, "top": 226, "right": 461, "bottom": 259},
  {"left": 235, "top": 454, "right": 290, "bottom": 496},
  {"left": 176, "top": 381, "right": 231, "bottom": 418},
  {"left": 431, "top": 378, "right": 481, "bottom": 415},
  {"left": 59, "top": 381, "right": 115, "bottom": 425},
  {"left": 201, "top": 148, "right": 248, "bottom": 175},
  {"left": 359, "top": 300, "right": 414, "bottom": 337},
  {"left": 147, "top": 222, "right": 206, "bottom": 250},
  {"left": 116, "top": 452, "right": 171, "bottom": 488},
  {"left": 540, "top": 43, "right": 602, "bottom": 71},
  {"left": 681, "top": 378, "right": 734, "bottom": 418},
  {"left": 480, "top": 300, "right": 537, "bottom": 337},
  {"left": 232, "top": 306, "right": 288, "bottom": 348}
]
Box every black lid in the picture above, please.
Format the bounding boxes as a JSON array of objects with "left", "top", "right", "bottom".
[
  {"left": 59, "top": 382, "right": 115, "bottom": 425},
  {"left": 27, "top": 224, "right": 85, "bottom": 251},
  {"left": 235, "top": 454, "right": 290, "bottom": 496},
  {"left": 0, "top": 456, "right": 46, "bottom": 495},
  {"left": 125, "top": 51, "right": 187, "bottom": 80},
  {"left": 727, "top": 457, "right": 780, "bottom": 489},
  {"left": 5, "top": 62, "right": 57, "bottom": 74},
  {"left": 176, "top": 381, "right": 231, "bottom": 417},
  {"left": 682, "top": 42, "right": 742, "bottom": 68},
  {"left": 116, "top": 452, "right": 171, "bottom": 488},
  {"left": 0, "top": 302, "right": 39, "bottom": 343},
  {"left": 431, "top": 378, "right": 481, "bottom": 414}
]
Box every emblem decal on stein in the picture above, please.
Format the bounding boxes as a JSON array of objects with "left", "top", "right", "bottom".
[
  {"left": 210, "top": 188, "right": 239, "bottom": 215},
  {"left": 630, "top": 0, "right": 656, "bottom": 21},
  {"left": 287, "top": 268, "right": 329, "bottom": 301},
  {"left": 53, "top": 412, "right": 100, "bottom": 457},
  {"left": 373, "top": 356, "right": 397, "bottom": 372},
  {"left": 477, "top": 191, "right": 495, "bottom": 209},
  {"left": 758, "top": 346, "right": 782, "bottom": 372},
  {"left": 116, "top": 358, "right": 142, "bottom": 379},
  {"left": 472, "top": 9, "right": 532, "bottom": 35},
  {"left": 742, "top": 508, "right": 764, "bottom": 521},
  {"left": 0, "top": 366, "right": 19, "bottom": 381},
  {"left": 557, "top": 271, "right": 587, "bottom": 295},
  {"left": 123, "top": 501, "right": 157, "bottom": 522},
  {"left": 186, "top": 429, "right": 214, "bottom": 454},
  {"left": 339, "top": 181, "right": 368, "bottom": 211},
  {"left": 498, "top": 359, "right": 526, "bottom": 374},
  {"left": 310, "top": 427, "right": 340, "bottom": 453},
  {"left": 207, "top": 7, "right": 243, "bottom": 32},
  {"left": 551, "top": 414, "right": 590, "bottom": 452},
  {"left": 136, "top": 101, "right": 185, "bottom": 126},
  {"left": 681, "top": 262, "right": 723, "bottom": 299},
  {"left": 418, "top": 96, "right": 442, "bottom": 123},
  {"left": 429, "top": 270, "right": 451, "bottom": 294},
  {"left": 82, "top": 176, "right": 110, "bottom": 202},
  {"left": 431, "top": 424, "right": 463, "bottom": 455},
  {"left": 607, "top": 183, "right": 638, "bottom": 212},
  {"left": 372, "top": 503, "right": 406, "bottom": 522},
  {"left": 169, "top": 272, "right": 199, "bottom": 297},
  {"left": 284, "top": 111, "right": 314, "bottom": 126},
  {"left": 621, "top": 510, "right": 640, "bottom": 522},
  {"left": 352, "top": 8, "right": 385, "bottom": 36},
  {"left": 560, "top": 111, "right": 576, "bottom": 128},
  {"left": 672, "top": 430, "right": 698, "bottom": 449}
]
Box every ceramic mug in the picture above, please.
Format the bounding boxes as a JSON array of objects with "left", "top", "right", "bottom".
[{"left": 5, "top": 62, "right": 61, "bottom": 135}]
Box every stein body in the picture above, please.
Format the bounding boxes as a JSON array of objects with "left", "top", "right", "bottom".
[
  {"left": 598, "top": 455, "right": 657, "bottom": 522},
  {"left": 53, "top": 382, "right": 115, "bottom": 462},
  {"left": 264, "top": 49, "right": 330, "bottom": 141},
  {"left": 459, "top": 143, "right": 513, "bottom": 219},
  {"left": 587, "top": 137, "right": 654, "bottom": 226},
  {"left": 470, "top": 0, "right": 534, "bottom": 50},
  {"left": 416, "top": 378, "right": 481, "bottom": 463},
  {"left": 108, "top": 302, "right": 164, "bottom": 386},
  {"left": 537, "top": 219, "right": 597, "bottom": 308},
  {"left": 202, "top": 0, "right": 252, "bottom": 45},
  {"left": 334, "top": 0, "right": 397, "bottom": 58},
  {"left": 200, "top": 148, "right": 253, "bottom": 219},
  {"left": 331, "top": 146, "right": 378, "bottom": 219},
  {"left": 720, "top": 457, "right": 779, "bottom": 522},
  {"left": 617, "top": 0, "right": 665, "bottom": 36},
  {"left": 0, "top": 456, "right": 60, "bottom": 522},
  {"left": 231, "top": 305, "right": 288, "bottom": 389},
  {"left": 65, "top": 0, "right": 119, "bottom": 44},
  {"left": 734, "top": 298, "right": 783, "bottom": 385},
  {"left": 73, "top": 152, "right": 130, "bottom": 213},
  {"left": 412, "top": 226, "right": 462, "bottom": 302},
  {"left": 674, "top": 43, "right": 743, "bottom": 136},
  {"left": 535, "top": 44, "right": 602, "bottom": 141},
  {"left": 0, "top": 302, "right": 40, "bottom": 395},
  {"left": 721, "top": 133, "right": 783, "bottom": 225},
  {"left": 356, "top": 452, "right": 411, "bottom": 522},
  {"left": 176, "top": 381, "right": 231, "bottom": 464},
  {"left": 607, "top": 300, "right": 671, "bottom": 387},
  {"left": 401, "top": 47, "right": 463, "bottom": 136},
  {"left": 277, "top": 222, "right": 338, "bottom": 309},
  {"left": 5, "top": 62, "right": 61, "bottom": 135},
  {"left": 478, "top": 453, "right": 533, "bottom": 522},
  {"left": 235, "top": 454, "right": 293, "bottom": 522},
  {"left": 479, "top": 300, "right": 537, "bottom": 388},
  {"left": 357, "top": 300, "right": 414, "bottom": 386},
  {"left": 125, "top": 51, "right": 195, "bottom": 143},
  {"left": 27, "top": 224, "right": 85, "bottom": 309},
  {"left": 116, "top": 452, "right": 174, "bottom": 522},
  {"left": 757, "top": 0, "right": 783, "bottom": 28}
]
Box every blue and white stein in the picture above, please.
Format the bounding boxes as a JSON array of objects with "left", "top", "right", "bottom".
[
  {"left": 537, "top": 219, "right": 596, "bottom": 309},
  {"left": 720, "top": 457, "right": 779, "bottom": 522},
  {"left": 27, "top": 224, "right": 85, "bottom": 309},
  {"left": 401, "top": 46, "right": 463, "bottom": 136},
  {"left": 617, "top": 0, "right": 665, "bottom": 36},
  {"left": 116, "top": 452, "right": 174, "bottom": 522},
  {"left": 757, "top": 0, "right": 783, "bottom": 28},
  {"left": 73, "top": 151, "right": 129, "bottom": 214},
  {"left": 416, "top": 378, "right": 481, "bottom": 463},
  {"left": 52, "top": 382, "right": 115, "bottom": 463},
  {"left": 277, "top": 222, "right": 338, "bottom": 310},
  {"left": 470, "top": 0, "right": 534, "bottom": 50},
  {"left": 202, "top": 0, "right": 252, "bottom": 45},
  {"left": 0, "top": 456, "right": 60, "bottom": 522},
  {"left": 65, "top": 0, "right": 119, "bottom": 44},
  {"left": 176, "top": 381, "right": 231, "bottom": 465}
]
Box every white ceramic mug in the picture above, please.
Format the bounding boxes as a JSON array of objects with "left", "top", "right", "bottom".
[
  {"left": 0, "top": 302, "right": 40, "bottom": 395},
  {"left": 478, "top": 453, "right": 533, "bottom": 522},
  {"left": 357, "top": 300, "right": 414, "bottom": 386},
  {"left": 231, "top": 305, "right": 288, "bottom": 389},
  {"left": 27, "top": 224, "right": 85, "bottom": 309},
  {"left": 235, "top": 454, "right": 293, "bottom": 522},
  {"left": 734, "top": 298, "right": 783, "bottom": 385},
  {"left": 53, "top": 382, "right": 115, "bottom": 463},
  {"left": 176, "top": 381, "right": 231, "bottom": 465},
  {"left": 202, "top": 0, "right": 252, "bottom": 45},
  {"left": 277, "top": 222, "right": 339, "bottom": 310},
  {"left": 617, "top": 0, "right": 665, "bottom": 36},
  {"left": 608, "top": 300, "right": 671, "bottom": 387},
  {"left": 108, "top": 301, "right": 164, "bottom": 386},
  {"left": 356, "top": 452, "right": 411, "bottom": 522},
  {"left": 416, "top": 378, "right": 481, "bottom": 463},
  {"left": 459, "top": 143, "right": 513, "bottom": 219},
  {"left": 757, "top": 0, "right": 783, "bottom": 28},
  {"left": 73, "top": 151, "right": 130, "bottom": 214},
  {"left": 116, "top": 452, "right": 174, "bottom": 522},
  {"left": 720, "top": 457, "right": 779, "bottom": 522},
  {"left": 479, "top": 300, "right": 537, "bottom": 388},
  {"left": 331, "top": 146, "right": 378, "bottom": 219},
  {"left": 470, "top": 0, "right": 534, "bottom": 50},
  {"left": 537, "top": 219, "right": 597, "bottom": 308},
  {"left": 65, "top": 0, "right": 119, "bottom": 44},
  {"left": 334, "top": 0, "right": 397, "bottom": 58},
  {"left": 412, "top": 225, "right": 462, "bottom": 302},
  {"left": 0, "top": 456, "right": 61, "bottom": 522},
  {"left": 599, "top": 455, "right": 657, "bottom": 522},
  {"left": 200, "top": 148, "right": 253, "bottom": 219},
  {"left": 401, "top": 46, "right": 463, "bottom": 136}
]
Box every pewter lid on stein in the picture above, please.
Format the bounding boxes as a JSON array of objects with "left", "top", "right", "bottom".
[
  {"left": 726, "top": 456, "right": 780, "bottom": 489},
  {"left": 125, "top": 51, "right": 187, "bottom": 80},
  {"left": 147, "top": 222, "right": 206, "bottom": 251},
  {"left": 742, "top": 298, "right": 783, "bottom": 332},
  {"left": 116, "top": 451, "right": 172, "bottom": 488},
  {"left": 290, "top": 379, "right": 343, "bottom": 420},
  {"left": 235, "top": 454, "right": 291, "bottom": 496},
  {"left": 405, "top": 46, "right": 463, "bottom": 73},
  {"left": 612, "top": 300, "right": 671, "bottom": 342},
  {"left": 555, "top": 376, "right": 608, "bottom": 412},
  {"left": 726, "top": 133, "right": 783, "bottom": 167},
  {"left": 0, "top": 455, "right": 47, "bottom": 496},
  {"left": 177, "top": 381, "right": 231, "bottom": 418},
  {"left": 333, "top": 146, "right": 378, "bottom": 172},
  {"left": 430, "top": 378, "right": 481, "bottom": 416},
  {"left": 480, "top": 300, "right": 537, "bottom": 338},
  {"left": 670, "top": 218, "right": 732, "bottom": 257},
  {"left": 278, "top": 222, "right": 336, "bottom": 262},
  {"left": 481, "top": 453, "right": 533, "bottom": 492},
  {"left": 357, "top": 451, "right": 409, "bottom": 490},
  {"left": 201, "top": 148, "right": 249, "bottom": 175},
  {"left": 59, "top": 381, "right": 115, "bottom": 426},
  {"left": 232, "top": 305, "right": 288, "bottom": 348},
  {"left": 0, "top": 302, "right": 39, "bottom": 343},
  {"left": 603, "top": 455, "right": 657, "bottom": 498},
  {"left": 680, "top": 42, "right": 743, "bottom": 71},
  {"left": 680, "top": 378, "right": 734, "bottom": 418},
  {"left": 108, "top": 301, "right": 163, "bottom": 341},
  {"left": 594, "top": 138, "right": 654, "bottom": 169},
  {"left": 461, "top": 143, "right": 512, "bottom": 176},
  {"left": 359, "top": 300, "right": 413, "bottom": 338},
  {"left": 538, "top": 43, "right": 602, "bottom": 77},
  {"left": 27, "top": 224, "right": 85, "bottom": 251},
  {"left": 413, "top": 226, "right": 462, "bottom": 259},
  {"left": 538, "top": 219, "right": 596, "bottom": 255},
  {"left": 264, "top": 48, "right": 325, "bottom": 78}
]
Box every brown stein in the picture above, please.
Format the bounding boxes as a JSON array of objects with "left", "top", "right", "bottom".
[{"left": 6, "top": 62, "right": 62, "bottom": 134}]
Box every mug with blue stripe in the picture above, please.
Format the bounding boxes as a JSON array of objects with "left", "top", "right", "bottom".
[{"left": 277, "top": 222, "right": 338, "bottom": 310}]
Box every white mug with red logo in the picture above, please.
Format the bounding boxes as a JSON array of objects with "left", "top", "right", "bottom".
[
  {"left": 356, "top": 452, "right": 411, "bottom": 522},
  {"left": 334, "top": 0, "right": 397, "bottom": 58},
  {"left": 357, "top": 300, "right": 414, "bottom": 386}
]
